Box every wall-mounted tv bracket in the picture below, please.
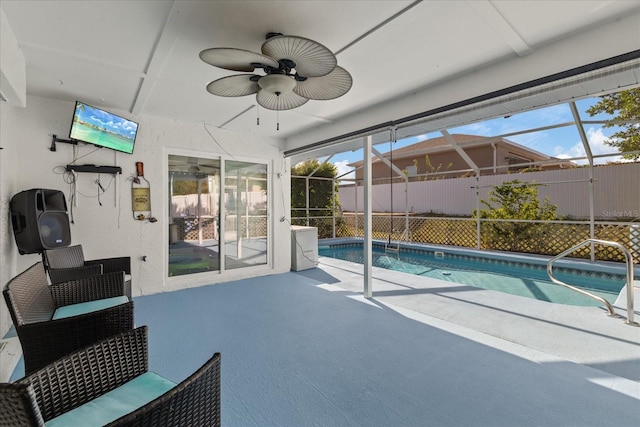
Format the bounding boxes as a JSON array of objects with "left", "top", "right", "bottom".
[{"left": 50, "top": 134, "right": 78, "bottom": 152}]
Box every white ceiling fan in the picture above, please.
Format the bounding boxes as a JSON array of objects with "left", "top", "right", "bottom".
[
  {"left": 200, "top": 33, "right": 352, "bottom": 111},
  {"left": 169, "top": 156, "right": 220, "bottom": 174}
]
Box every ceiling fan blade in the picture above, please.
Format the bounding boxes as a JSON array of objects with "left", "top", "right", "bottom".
[
  {"left": 293, "top": 66, "right": 353, "bottom": 100},
  {"left": 261, "top": 35, "right": 336, "bottom": 78},
  {"left": 206, "top": 75, "right": 260, "bottom": 97},
  {"left": 256, "top": 90, "right": 309, "bottom": 111},
  {"left": 199, "top": 48, "right": 279, "bottom": 72}
]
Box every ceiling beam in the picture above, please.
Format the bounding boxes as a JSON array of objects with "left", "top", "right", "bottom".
[
  {"left": 467, "top": 0, "right": 532, "bottom": 57},
  {"left": 0, "top": 8, "right": 26, "bottom": 107},
  {"left": 335, "top": 0, "right": 423, "bottom": 56},
  {"left": 131, "top": 1, "right": 179, "bottom": 115}
]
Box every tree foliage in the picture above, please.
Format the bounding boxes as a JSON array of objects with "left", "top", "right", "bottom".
[
  {"left": 172, "top": 180, "right": 210, "bottom": 196},
  {"left": 474, "top": 180, "right": 558, "bottom": 251},
  {"left": 423, "top": 155, "right": 453, "bottom": 180},
  {"left": 404, "top": 155, "right": 453, "bottom": 180},
  {"left": 476, "top": 180, "right": 558, "bottom": 221},
  {"left": 291, "top": 160, "right": 340, "bottom": 218},
  {"left": 586, "top": 88, "right": 640, "bottom": 160},
  {"left": 291, "top": 159, "right": 337, "bottom": 178}
]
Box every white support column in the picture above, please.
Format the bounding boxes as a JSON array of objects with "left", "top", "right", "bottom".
[
  {"left": 219, "top": 162, "right": 226, "bottom": 271},
  {"left": 405, "top": 178, "right": 409, "bottom": 242},
  {"left": 305, "top": 176, "right": 310, "bottom": 227},
  {"left": 236, "top": 169, "right": 242, "bottom": 258},
  {"left": 570, "top": 102, "right": 596, "bottom": 261},
  {"left": 354, "top": 184, "right": 359, "bottom": 238},
  {"left": 363, "top": 135, "right": 373, "bottom": 298},
  {"left": 245, "top": 177, "right": 250, "bottom": 239},
  {"left": 332, "top": 179, "right": 336, "bottom": 238},
  {"left": 197, "top": 179, "right": 203, "bottom": 245}
]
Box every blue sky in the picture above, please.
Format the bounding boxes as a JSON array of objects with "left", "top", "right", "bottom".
[
  {"left": 328, "top": 96, "right": 625, "bottom": 178},
  {"left": 74, "top": 102, "right": 138, "bottom": 139}
]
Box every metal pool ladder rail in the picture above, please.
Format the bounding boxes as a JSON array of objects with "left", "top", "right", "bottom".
[
  {"left": 547, "top": 239, "right": 638, "bottom": 326},
  {"left": 385, "top": 236, "right": 400, "bottom": 253}
]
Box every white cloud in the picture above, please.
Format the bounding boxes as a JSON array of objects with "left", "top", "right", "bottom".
[
  {"left": 334, "top": 160, "right": 355, "bottom": 180},
  {"left": 553, "top": 127, "right": 625, "bottom": 165},
  {"left": 454, "top": 121, "right": 493, "bottom": 135}
]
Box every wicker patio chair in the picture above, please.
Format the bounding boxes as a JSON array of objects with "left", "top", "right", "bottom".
[
  {"left": 2, "top": 262, "right": 133, "bottom": 375},
  {"left": 0, "top": 326, "right": 222, "bottom": 427},
  {"left": 43, "top": 244, "right": 132, "bottom": 297}
]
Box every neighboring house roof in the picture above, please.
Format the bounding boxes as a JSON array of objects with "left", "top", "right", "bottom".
[{"left": 347, "top": 133, "right": 572, "bottom": 168}]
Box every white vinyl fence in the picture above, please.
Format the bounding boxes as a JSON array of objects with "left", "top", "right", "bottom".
[
  {"left": 338, "top": 163, "right": 640, "bottom": 220},
  {"left": 171, "top": 191, "right": 266, "bottom": 217}
]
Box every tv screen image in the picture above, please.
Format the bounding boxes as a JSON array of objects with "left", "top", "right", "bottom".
[{"left": 69, "top": 101, "right": 138, "bottom": 154}]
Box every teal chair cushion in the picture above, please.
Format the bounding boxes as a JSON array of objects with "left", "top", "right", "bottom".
[
  {"left": 45, "top": 372, "right": 176, "bottom": 427},
  {"left": 52, "top": 296, "right": 129, "bottom": 320}
]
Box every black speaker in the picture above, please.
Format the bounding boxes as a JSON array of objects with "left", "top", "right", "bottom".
[{"left": 10, "top": 189, "right": 71, "bottom": 254}]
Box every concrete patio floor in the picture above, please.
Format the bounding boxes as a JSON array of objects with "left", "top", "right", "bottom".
[
  {"left": 130, "top": 256, "right": 639, "bottom": 426},
  {"left": 317, "top": 256, "right": 640, "bottom": 385},
  {"left": 6, "top": 255, "right": 638, "bottom": 425}
]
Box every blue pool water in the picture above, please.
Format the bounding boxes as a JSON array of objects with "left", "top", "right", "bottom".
[{"left": 318, "top": 243, "right": 626, "bottom": 307}]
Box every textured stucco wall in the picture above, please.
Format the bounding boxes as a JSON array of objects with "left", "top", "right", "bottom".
[{"left": 0, "top": 96, "right": 291, "bottom": 337}]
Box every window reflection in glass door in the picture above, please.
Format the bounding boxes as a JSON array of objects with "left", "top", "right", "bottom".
[
  {"left": 224, "top": 161, "right": 268, "bottom": 270},
  {"left": 168, "top": 155, "right": 220, "bottom": 276}
]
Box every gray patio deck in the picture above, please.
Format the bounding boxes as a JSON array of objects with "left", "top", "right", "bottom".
[
  {"left": 318, "top": 256, "right": 640, "bottom": 384},
  {"left": 5, "top": 256, "right": 638, "bottom": 425},
  {"left": 131, "top": 256, "right": 639, "bottom": 426}
]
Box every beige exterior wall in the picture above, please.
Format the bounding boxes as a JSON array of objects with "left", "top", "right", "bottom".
[{"left": 354, "top": 143, "right": 552, "bottom": 182}]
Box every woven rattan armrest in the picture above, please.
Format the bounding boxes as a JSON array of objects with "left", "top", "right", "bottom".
[
  {"left": 47, "top": 263, "right": 103, "bottom": 285},
  {"left": 19, "top": 300, "right": 134, "bottom": 375},
  {"left": 18, "top": 326, "right": 148, "bottom": 422},
  {"left": 107, "top": 352, "right": 221, "bottom": 427},
  {"left": 86, "top": 256, "right": 131, "bottom": 275},
  {"left": 0, "top": 383, "right": 46, "bottom": 426},
  {"left": 50, "top": 271, "right": 127, "bottom": 307}
]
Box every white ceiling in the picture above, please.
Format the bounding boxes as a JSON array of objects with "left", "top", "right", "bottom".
[{"left": 2, "top": 1, "right": 639, "bottom": 160}]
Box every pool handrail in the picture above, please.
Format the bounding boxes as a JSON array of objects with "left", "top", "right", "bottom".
[{"left": 546, "top": 239, "right": 637, "bottom": 326}]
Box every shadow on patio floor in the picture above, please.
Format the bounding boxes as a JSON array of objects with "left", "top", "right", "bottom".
[{"left": 133, "top": 268, "right": 639, "bottom": 427}]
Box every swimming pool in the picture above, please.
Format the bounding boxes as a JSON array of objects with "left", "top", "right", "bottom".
[{"left": 318, "top": 242, "right": 628, "bottom": 307}]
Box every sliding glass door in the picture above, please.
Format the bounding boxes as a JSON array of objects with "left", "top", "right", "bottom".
[
  {"left": 224, "top": 161, "right": 268, "bottom": 270},
  {"left": 168, "top": 155, "right": 221, "bottom": 276},
  {"left": 168, "top": 155, "right": 268, "bottom": 276}
]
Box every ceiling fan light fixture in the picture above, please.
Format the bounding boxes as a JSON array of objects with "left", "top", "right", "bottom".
[
  {"left": 258, "top": 74, "right": 296, "bottom": 95},
  {"left": 201, "top": 33, "right": 351, "bottom": 112}
]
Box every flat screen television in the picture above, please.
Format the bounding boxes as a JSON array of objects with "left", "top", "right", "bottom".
[{"left": 69, "top": 101, "right": 138, "bottom": 154}]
